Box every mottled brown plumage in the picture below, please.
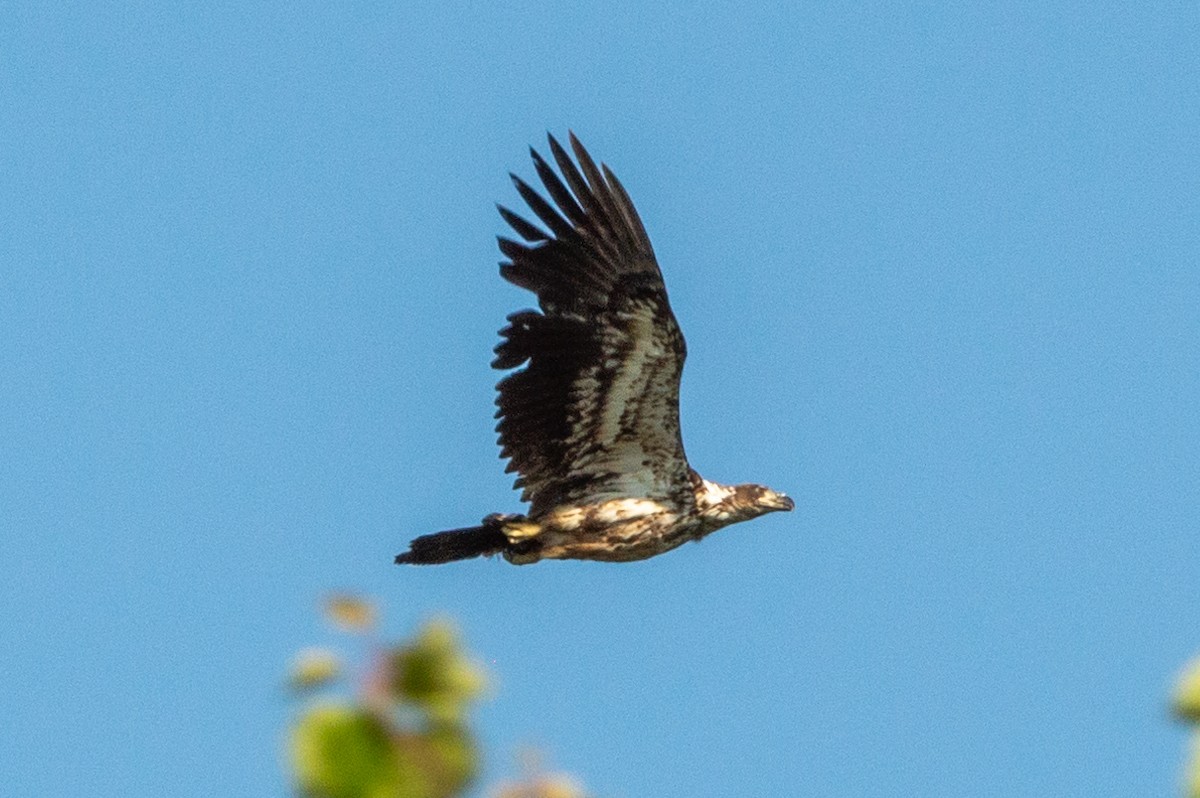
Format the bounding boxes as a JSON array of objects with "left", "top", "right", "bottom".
[{"left": 395, "top": 134, "right": 792, "bottom": 566}]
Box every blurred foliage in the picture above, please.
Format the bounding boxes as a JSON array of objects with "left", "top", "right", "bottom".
[
  {"left": 1176, "top": 659, "right": 1200, "bottom": 725},
  {"left": 492, "top": 775, "right": 586, "bottom": 798},
  {"left": 325, "top": 594, "right": 379, "bottom": 632},
  {"left": 290, "top": 600, "right": 1200, "bottom": 797},
  {"left": 287, "top": 595, "right": 589, "bottom": 798},
  {"left": 288, "top": 596, "right": 484, "bottom": 798},
  {"left": 291, "top": 648, "right": 342, "bottom": 692},
  {"left": 1175, "top": 656, "right": 1200, "bottom": 798},
  {"left": 492, "top": 749, "right": 586, "bottom": 798}
]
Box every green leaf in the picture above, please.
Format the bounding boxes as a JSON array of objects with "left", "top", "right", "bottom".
[
  {"left": 291, "top": 703, "right": 404, "bottom": 798},
  {"left": 390, "top": 620, "right": 485, "bottom": 722},
  {"left": 383, "top": 725, "right": 478, "bottom": 798},
  {"left": 422, "top": 724, "right": 478, "bottom": 796},
  {"left": 1176, "top": 658, "right": 1200, "bottom": 724}
]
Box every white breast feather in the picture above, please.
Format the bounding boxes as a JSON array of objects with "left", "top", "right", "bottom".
[{"left": 696, "top": 479, "right": 736, "bottom": 515}]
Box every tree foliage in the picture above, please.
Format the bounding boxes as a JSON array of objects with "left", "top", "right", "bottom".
[
  {"left": 1175, "top": 657, "right": 1200, "bottom": 798},
  {"left": 287, "top": 595, "right": 585, "bottom": 798},
  {"left": 289, "top": 598, "right": 1200, "bottom": 797}
]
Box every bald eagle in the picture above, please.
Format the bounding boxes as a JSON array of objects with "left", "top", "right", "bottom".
[{"left": 395, "top": 134, "right": 792, "bottom": 566}]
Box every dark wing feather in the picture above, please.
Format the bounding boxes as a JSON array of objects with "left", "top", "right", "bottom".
[{"left": 494, "top": 134, "right": 691, "bottom": 516}]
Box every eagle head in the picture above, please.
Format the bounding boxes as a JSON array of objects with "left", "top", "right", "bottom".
[
  {"left": 693, "top": 476, "right": 794, "bottom": 531},
  {"left": 736, "top": 484, "right": 795, "bottom": 515}
]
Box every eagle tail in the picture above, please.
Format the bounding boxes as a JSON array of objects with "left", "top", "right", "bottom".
[{"left": 394, "top": 516, "right": 511, "bottom": 565}]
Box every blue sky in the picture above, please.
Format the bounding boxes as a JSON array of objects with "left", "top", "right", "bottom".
[{"left": 3, "top": 2, "right": 1198, "bottom": 796}]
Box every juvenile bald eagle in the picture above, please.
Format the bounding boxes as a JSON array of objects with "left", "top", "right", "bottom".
[{"left": 395, "top": 134, "right": 792, "bottom": 566}]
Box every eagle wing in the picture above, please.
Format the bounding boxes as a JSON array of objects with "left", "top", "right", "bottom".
[{"left": 493, "top": 134, "right": 692, "bottom": 518}]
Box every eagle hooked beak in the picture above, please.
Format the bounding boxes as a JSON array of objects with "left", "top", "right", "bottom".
[{"left": 762, "top": 491, "right": 795, "bottom": 512}]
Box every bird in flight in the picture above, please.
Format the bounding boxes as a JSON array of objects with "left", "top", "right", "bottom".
[{"left": 395, "top": 134, "right": 792, "bottom": 566}]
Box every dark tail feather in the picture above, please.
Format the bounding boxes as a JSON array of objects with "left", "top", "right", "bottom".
[{"left": 395, "top": 523, "right": 507, "bottom": 565}]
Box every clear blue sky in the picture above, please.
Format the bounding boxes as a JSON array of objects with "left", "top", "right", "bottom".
[{"left": 3, "top": 3, "right": 1197, "bottom": 796}]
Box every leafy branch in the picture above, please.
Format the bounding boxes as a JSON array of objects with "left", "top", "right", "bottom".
[{"left": 286, "top": 596, "right": 586, "bottom": 798}]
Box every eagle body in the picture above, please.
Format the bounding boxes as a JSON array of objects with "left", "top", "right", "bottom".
[{"left": 396, "top": 134, "right": 792, "bottom": 566}]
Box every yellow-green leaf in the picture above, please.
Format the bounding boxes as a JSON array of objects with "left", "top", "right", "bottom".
[
  {"left": 290, "top": 647, "right": 342, "bottom": 693},
  {"left": 422, "top": 724, "right": 478, "bottom": 796},
  {"left": 291, "top": 703, "right": 401, "bottom": 798},
  {"left": 390, "top": 620, "right": 485, "bottom": 721},
  {"left": 1176, "top": 658, "right": 1200, "bottom": 723}
]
